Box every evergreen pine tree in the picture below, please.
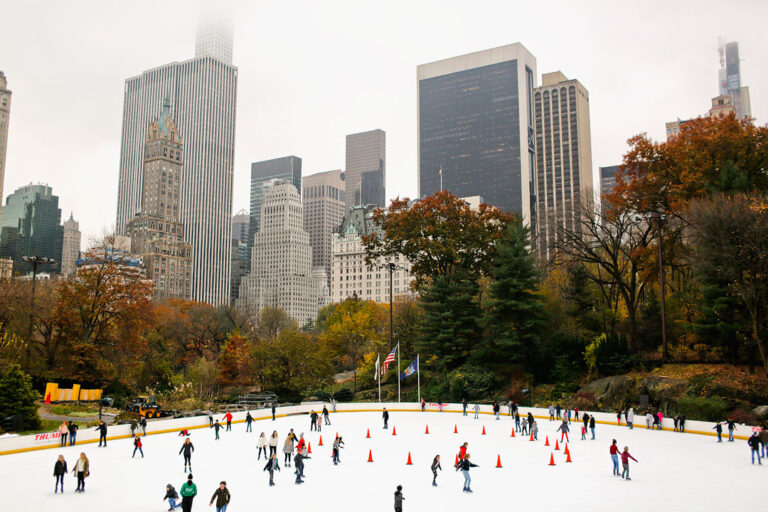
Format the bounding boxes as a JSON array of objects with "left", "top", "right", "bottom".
[{"left": 0, "top": 365, "right": 41, "bottom": 431}]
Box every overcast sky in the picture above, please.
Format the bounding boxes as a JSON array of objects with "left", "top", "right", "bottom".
[{"left": 1, "top": 0, "right": 766, "bottom": 243}]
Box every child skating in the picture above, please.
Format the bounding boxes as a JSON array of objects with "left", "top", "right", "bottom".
[
  {"left": 431, "top": 455, "right": 442, "bottom": 486},
  {"left": 263, "top": 453, "right": 280, "bottom": 486},
  {"left": 163, "top": 483, "right": 181, "bottom": 511},
  {"left": 621, "top": 446, "right": 638, "bottom": 480},
  {"left": 133, "top": 436, "right": 144, "bottom": 458},
  {"left": 394, "top": 485, "right": 405, "bottom": 512}
]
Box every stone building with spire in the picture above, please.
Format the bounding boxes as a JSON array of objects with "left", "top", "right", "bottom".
[{"left": 126, "top": 99, "right": 192, "bottom": 300}]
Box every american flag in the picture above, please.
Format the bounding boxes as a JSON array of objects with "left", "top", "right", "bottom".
[{"left": 381, "top": 346, "right": 397, "bottom": 376}]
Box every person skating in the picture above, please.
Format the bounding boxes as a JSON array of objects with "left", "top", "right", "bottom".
[
  {"left": 394, "top": 485, "right": 405, "bottom": 512},
  {"left": 582, "top": 412, "right": 589, "bottom": 433},
  {"left": 245, "top": 412, "right": 253, "bottom": 432},
  {"left": 180, "top": 474, "right": 197, "bottom": 512},
  {"left": 521, "top": 417, "right": 528, "bottom": 435},
  {"left": 621, "top": 447, "right": 638, "bottom": 480},
  {"left": 590, "top": 415, "right": 596, "bottom": 440},
  {"left": 645, "top": 412, "right": 653, "bottom": 429},
  {"left": 268, "top": 430, "right": 279, "bottom": 457},
  {"left": 760, "top": 427, "right": 768, "bottom": 458},
  {"left": 492, "top": 401, "right": 500, "bottom": 420},
  {"left": 58, "top": 422, "right": 69, "bottom": 447},
  {"left": 332, "top": 435, "right": 344, "bottom": 465},
  {"left": 657, "top": 411, "right": 664, "bottom": 430},
  {"left": 163, "top": 483, "right": 181, "bottom": 511},
  {"left": 140, "top": 417, "right": 147, "bottom": 436},
  {"left": 263, "top": 453, "right": 280, "bottom": 486},
  {"left": 462, "top": 398, "right": 467, "bottom": 416},
  {"left": 323, "top": 405, "right": 331, "bottom": 425},
  {"left": 748, "top": 431, "right": 762, "bottom": 465},
  {"left": 527, "top": 411, "right": 534, "bottom": 429},
  {"left": 431, "top": 455, "right": 442, "bottom": 486},
  {"left": 178, "top": 429, "right": 190, "bottom": 437},
  {"left": 283, "top": 430, "right": 296, "bottom": 466},
  {"left": 679, "top": 415, "right": 686, "bottom": 433},
  {"left": 222, "top": 412, "right": 233, "bottom": 432},
  {"left": 257, "top": 432, "right": 268, "bottom": 459},
  {"left": 72, "top": 452, "right": 89, "bottom": 493},
  {"left": 310, "top": 410, "right": 318, "bottom": 431},
  {"left": 627, "top": 408, "right": 634, "bottom": 429},
  {"left": 456, "top": 454, "right": 478, "bottom": 493},
  {"left": 68, "top": 421, "right": 78, "bottom": 446},
  {"left": 726, "top": 417, "right": 737, "bottom": 442},
  {"left": 673, "top": 415, "right": 679, "bottom": 432},
  {"left": 549, "top": 405, "right": 555, "bottom": 421},
  {"left": 208, "top": 413, "right": 214, "bottom": 428},
  {"left": 294, "top": 451, "right": 310, "bottom": 483},
  {"left": 531, "top": 420, "right": 539, "bottom": 441},
  {"left": 296, "top": 433, "right": 306, "bottom": 454},
  {"left": 212, "top": 420, "right": 222, "bottom": 440},
  {"left": 179, "top": 438, "right": 194, "bottom": 473},
  {"left": 617, "top": 410, "right": 622, "bottom": 426},
  {"left": 557, "top": 420, "right": 570, "bottom": 443},
  {"left": 95, "top": 421, "right": 107, "bottom": 447},
  {"left": 271, "top": 402, "right": 276, "bottom": 421},
  {"left": 54, "top": 454, "right": 67, "bottom": 493},
  {"left": 209, "top": 481, "right": 231, "bottom": 512},
  {"left": 130, "top": 418, "right": 138, "bottom": 437},
  {"left": 332, "top": 398, "right": 337, "bottom": 413},
  {"left": 580, "top": 424, "right": 586, "bottom": 441},
  {"left": 713, "top": 421, "right": 723, "bottom": 442},
  {"left": 133, "top": 436, "right": 144, "bottom": 458},
  {"left": 555, "top": 404, "right": 561, "bottom": 420},
  {"left": 454, "top": 442, "right": 468, "bottom": 469},
  {"left": 514, "top": 411, "right": 520, "bottom": 432},
  {"left": 422, "top": 398, "right": 427, "bottom": 412},
  {"left": 383, "top": 407, "right": 390, "bottom": 429},
  {"left": 609, "top": 439, "right": 620, "bottom": 476},
  {"left": 473, "top": 403, "right": 480, "bottom": 419}
]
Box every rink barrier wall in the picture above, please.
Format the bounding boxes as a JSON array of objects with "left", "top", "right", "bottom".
[{"left": 0, "top": 402, "right": 755, "bottom": 456}]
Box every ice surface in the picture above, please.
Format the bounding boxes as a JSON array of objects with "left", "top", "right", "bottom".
[{"left": 0, "top": 410, "right": 762, "bottom": 511}]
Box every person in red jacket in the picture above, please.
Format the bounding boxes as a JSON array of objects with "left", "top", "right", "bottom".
[
  {"left": 222, "top": 412, "right": 233, "bottom": 431},
  {"left": 133, "top": 436, "right": 144, "bottom": 458},
  {"left": 609, "top": 439, "right": 619, "bottom": 476},
  {"left": 621, "top": 446, "right": 638, "bottom": 480}
]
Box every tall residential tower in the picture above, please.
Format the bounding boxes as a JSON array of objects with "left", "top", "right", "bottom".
[
  {"left": 303, "top": 169, "right": 345, "bottom": 287},
  {"left": 345, "top": 130, "right": 385, "bottom": 209},
  {"left": 718, "top": 40, "right": 751, "bottom": 119},
  {"left": 61, "top": 213, "right": 81, "bottom": 277},
  {"left": 0, "top": 72, "right": 11, "bottom": 217},
  {"left": 248, "top": 156, "right": 302, "bottom": 249}
]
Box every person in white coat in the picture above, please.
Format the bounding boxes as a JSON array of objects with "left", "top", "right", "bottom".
[
  {"left": 257, "top": 432, "right": 268, "bottom": 459},
  {"left": 627, "top": 408, "right": 635, "bottom": 429},
  {"left": 645, "top": 412, "right": 653, "bottom": 429}
]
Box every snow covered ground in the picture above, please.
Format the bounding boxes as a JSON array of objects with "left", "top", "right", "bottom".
[{"left": 0, "top": 409, "right": 762, "bottom": 511}]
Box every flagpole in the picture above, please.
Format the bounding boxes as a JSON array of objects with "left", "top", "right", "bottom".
[
  {"left": 397, "top": 344, "right": 401, "bottom": 403},
  {"left": 417, "top": 354, "right": 420, "bottom": 405},
  {"left": 440, "top": 167, "right": 443, "bottom": 192},
  {"left": 377, "top": 353, "right": 381, "bottom": 404}
]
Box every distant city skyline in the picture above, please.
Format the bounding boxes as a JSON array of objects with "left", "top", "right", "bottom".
[{"left": 0, "top": 1, "right": 766, "bottom": 245}]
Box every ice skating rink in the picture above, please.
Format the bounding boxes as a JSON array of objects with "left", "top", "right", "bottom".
[{"left": 0, "top": 409, "right": 763, "bottom": 511}]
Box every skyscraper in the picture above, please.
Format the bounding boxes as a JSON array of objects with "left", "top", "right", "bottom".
[
  {"left": 249, "top": 156, "right": 302, "bottom": 248},
  {"left": 0, "top": 72, "right": 11, "bottom": 218},
  {"left": 126, "top": 99, "right": 193, "bottom": 300},
  {"left": 237, "top": 182, "right": 327, "bottom": 325},
  {"left": 231, "top": 209, "right": 249, "bottom": 244},
  {"left": 115, "top": 22, "right": 237, "bottom": 305},
  {"left": 345, "top": 130, "right": 385, "bottom": 209},
  {"left": 303, "top": 169, "right": 345, "bottom": 287},
  {"left": 195, "top": 19, "right": 234, "bottom": 64},
  {"left": 417, "top": 44, "right": 538, "bottom": 221},
  {"left": 230, "top": 208, "right": 249, "bottom": 303},
  {"left": 533, "top": 71, "right": 593, "bottom": 259},
  {"left": 599, "top": 165, "right": 620, "bottom": 201},
  {"left": 0, "top": 183, "right": 63, "bottom": 273},
  {"left": 61, "top": 213, "right": 81, "bottom": 277},
  {"left": 718, "top": 40, "right": 751, "bottom": 119}
]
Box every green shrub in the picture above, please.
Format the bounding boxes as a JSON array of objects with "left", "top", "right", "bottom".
[
  {"left": 688, "top": 374, "right": 715, "bottom": 396},
  {"left": 584, "top": 333, "right": 638, "bottom": 376},
  {"left": 332, "top": 388, "right": 354, "bottom": 402},
  {"left": 675, "top": 395, "right": 728, "bottom": 422},
  {"left": 446, "top": 365, "right": 499, "bottom": 401}
]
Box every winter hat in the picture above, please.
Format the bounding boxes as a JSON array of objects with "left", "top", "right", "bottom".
[{"left": 188, "top": 474, "right": 193, "bottom": 480}]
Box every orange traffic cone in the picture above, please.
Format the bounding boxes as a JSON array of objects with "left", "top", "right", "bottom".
[
  {"left": 318, "top": 435, "right": 324, "bottom": 446},
  {"left": 482, "top": 426, "right": 486, "bottom": 435},
  {"left": 425, "top": 425, "right": 429, "bottom": 434},
  {"left": 308, "top": 442, "right": 312, "bottom": 454},
  {"left": 529, "top": 431, "right": 534, "bottom": 441},
  {"left": 510, "top": 428, "right": 515, "bottom": 437},
  {"left": 545, "top": 435, "right": 550, "bottom": 446},
  {"left": 367, "top": 449, "right": 373, "bottom": 462},
  {"left": 406, "top": 452, "right": 413, "bottom": 465},
  {"left": 392, "top": 426, "right": 397, "bottom": 436},
  {"left": 366, "top": 428, "right": 371, "bottom": 439},
  {"left": 565, "top": 450, "right": 572, "bottom": 463},
  {"left": 555, "top": 439, "right": 560, "bottom": 450},
  {"left": 454, "top": 424, "right": 458, "bottom": 434},
  {"left": 548, "top": 453, "right": 556, "bottom": 466},
  {"left": 496, "top": 454, "right": 502, "bottom": 468}
]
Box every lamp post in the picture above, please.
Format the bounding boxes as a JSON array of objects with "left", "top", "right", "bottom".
[
  {"left": 380, "top": 260, "right": 406, "bottom": 402},
  {"left": 22, "top": 256, "right": 56, "bottom": 369}
]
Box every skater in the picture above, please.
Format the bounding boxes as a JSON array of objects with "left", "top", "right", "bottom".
[
  {"left": 679, "top": 415, "right": 686, "bottom": 433},
  {"left": 473, "top": 403, "right": 480, "bottom": 419},
  {"left": 627, "top": 408, "right": 634, "bottom": 429},
  {"left": 222, "top": 412, "right": 233, "bottom": 431},
  {"left": 557, "top": 419, "right": 570, "bottom": 443},
  {"left": 713, "top": 422, "right": 723, "bottom": 442},
  {"left": 645, "top": 412, "right": 653, "bottom": 429},
  {"left": 456, "top": 454, "right": 478, "bottom": 493},
  {"left": 462, "top": 398, "right": 467, "bottom": 416},
  {"left": 58, "top": 422, "right": 69, "bottom": 446},
  {"left": 213, "top": 420, "right": 222, "bottom": 440},
  {"left": 332, "top": 398, "right": 337, "bottom": 413},
  {"left": 673, "top": 415, "right": 679, "bottom": 432},
  {"left": 180, "top": 474, "right": 197, "bottom": 512},
  {"left": 310, "top": 410, "right": 318, "bottom": 431},
  {"left": 163, "top": 483, "right": 181, "bottom": 511},
  {"left": 549, "top": 405, "right": 555, "bottom": 421},
  {"left": 258, "top": 432, "right": 268, "bottom": 459},
  {"left": 748, "top": 431, "right": 762, "bottom": 464},
  {"left": 514, "top": 411, "right": 520, "bottom": 432},
  {"left": 610, "top": 439, "right": 620, "bottom": 476},
  {"left": 133, "top": 436, "right": 144, "bottom": 458},
  {"left": 582, "top": 412, "right": 589, "bottom": 432},
  {"left": 656, "top": 411, "right": 664, "bottom": 430},
  {"left": 323, "top": 405, "right": 331, "bottom": 425},
  {"left": 726, "top": 417, "right": 737, "bottom": 442},
  {"left": 245, "top": 412, "right": 253, "bottom": 432},
  {"left": 178, "top": 429, "right": 190, "bottom": 437},
  {"left": 271, "top": 402, "right": 276, "bottom": 421},
  {"left": 95, "top": 420, "right": 107, "bottom": 447},
  {"left": 263, "top": 453, "right": 280, "bottom": 486},
  {"left": 332, "top": 435, "right": 344, "bottom": 464},
  {"left": 493, "top": 401, "right": 500, "bottom": 420},
  {"left": 590, "top": 415, "right": 596, "bottom": 440},
  {"left": 556, "top": 404, "right": 562, "bottom": 419},
  {"left": 269, "top": 430, "right": 279, "bottom": 457},
  {"left": 209, "top": 481, "right": 231, "bottom": 512},
  {"left": 54, "top": 454, "right": 67, "bottom": 493},
  {"left": 508, "top": 400, "right": 514, "bottom": 416},
  {"left": 431, "top": 455, "right": 442, "bottom": 486},
  {"left": 72, "top": 452, "right": 89, "bottom": 493},
  {"left": 527, "top": 411, "right": 534, "bottom": 429},
  {"left": 208, "top": 413, "right": 214, "bottom": 428},
  {"left": 621, "top": 446, "right": 637, "bottom": 480},
  {"left": 531, "top": 420, "right": 539, "bottom": 440},
  {"left": 283, "top": 431, "right": 296, "bottom": 466},
  {"left": 140, "top": 417, "right": 147, "bottom": 436},
  {"left": 761, "top": 427, "right": 768, "bottom": 458},
  {"left": 422, "top": 397, "right": 427, "bottom": 412},
  {"left": 179, "top": 438, "right": 194, "bottom": 472},
  {"left": 455, "top": 442, "right": 468, "bottom": 468},
  {"left": 296, "top": 433, "right": 306, "bottom": 454},
  {"left": 130, "top": 418, "right": 138, "bottom": 437},
  {"left": 617, "top": 410, "right": 623, "bottom": 426},
  {"left": 394, "top": 485, "right": 405, "bottom": 512},
  {"left": 580, "top": 424, "right": 587, "bottom": 441},
  {"left": 294, "top": 450, "right": 311, "bottom": 483},
  {"left": 521, "top": 417, "right": 528, "bottom": 435},
  {"left": 68, "top": 421, "right": 78, "bottom": 446},
  {"left": 383, "top": 407, "right": 390, "bottom": 429}
]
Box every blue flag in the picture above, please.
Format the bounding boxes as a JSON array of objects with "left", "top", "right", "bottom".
[{"left": 399, "top": 358, "right": 418, "bottom": 381}]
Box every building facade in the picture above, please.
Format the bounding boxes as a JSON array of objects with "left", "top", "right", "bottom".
[
  {"left": 126, "top": 100, "right": 192, "bottom": 300},
  {"left": 718, "top": 40, "right": 751, "bottom": 120},
  {"left": 237, "top": 183, "right": 327, "bottom": 325},
  {"left": 417, "top": 43, "right": 538, "bottom": 222},
  {"left": 61, "top": 213, "right": 81, "bottom": 277},
  {"left": 303, "top": 169, "right": 345, "bottom": 287},
  {"left": 330, "top": 206, "right": 414, "bottom": 304},
  {"left": 230, "top": 208, "right": 250, "bottom": 304},
  {"left": 249, "top": 156, "right": 302, "bottom": 248},
  {"left": 0, "top": 183, "right": 63, "bottom": 273},
  {"left": 345, "top": 130, "right": 385, "bottom": 209},
  {"left": 0, "top": 72, "right": 10, "bottom": 218},
  {"left": 115, "top": 24, "right": 237, "bottom": 305},
  {"left": 533, "top": 71, "right": 593, "bottom": 259}
]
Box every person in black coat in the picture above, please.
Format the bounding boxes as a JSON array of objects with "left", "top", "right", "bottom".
[
  {"left": 245, "top": 412, "right": 253, "bottom": 432},
  {"left": 679, "top": 415, "right": 686, "bottom": 433},
  {"left": 748, "top": 432, "right": 762, "bottom": 465},
  {"left": 271, "top": 403, "right": 276, "bottom": 421},
  {"left": 322, "top": 405, "right": 330, "bottom": 425},
  {"left": 589, "top": 415, "right": 596, "bottom": 440},
  {"left": 140, "top": 417, "right": 147, "bottom": 436},
  {"left": 456, "top": 455, "right": 478, "bottom": 492},
  {"left": 294, "top": 452, "right": 310, "bottom": 483},
  {"left": 95, "top": 421, "right": 107, "bottom": 447},
  {"left": 527, "top": 412, "right": 535, "bottom": 428},
  {"left": 310, "top": 411, "right": 319, "bottom": 431},
  {"left": 383, "top": 408, "right": 389, "bottom": 429},
  {"left": 54, "top": 455, "right": 67, "bottom": 493},
  {"left": 263, "top": 453, "right": 280, "bottom": 486},
  {"left": 68, "top": 421, "right": 78, "bottom": 446},
  {"left": 179, "top": 439, "right": 194, "bottom": 472},
  {"left": 394, "top": 485, "right": 405, "bottom": 512},
  {"left": 430, "top": 455, "right": 442, "bottom": 486}
]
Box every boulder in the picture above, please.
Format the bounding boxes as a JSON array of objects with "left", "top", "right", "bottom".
[
  {"left": 639, "top": 376, "right": 688, "bottom": 404},
  {"left": 577, "top": 376, "right": 637, "bottom": 409},
  {"left": 752, "top": 405, "right": 768, "bottom": 420}
]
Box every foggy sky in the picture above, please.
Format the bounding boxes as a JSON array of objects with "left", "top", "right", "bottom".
[{"left": 1, "top": 0, "right": 766, "bottom": 244}]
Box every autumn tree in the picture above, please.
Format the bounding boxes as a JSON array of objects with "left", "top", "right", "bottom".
[
  {"left": 363, "top": 191, "right": 514, "bottom": 288},
  {"left": 217, "top": 331, "right": 254, "bottom": 386}
]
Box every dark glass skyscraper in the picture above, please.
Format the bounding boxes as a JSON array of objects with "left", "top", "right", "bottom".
[
  {"left": 417, "top": 44, "right": 537, "bottom": 220},
  {"left": 249, "top": 156, "right": 302, "bottom": 247}
]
